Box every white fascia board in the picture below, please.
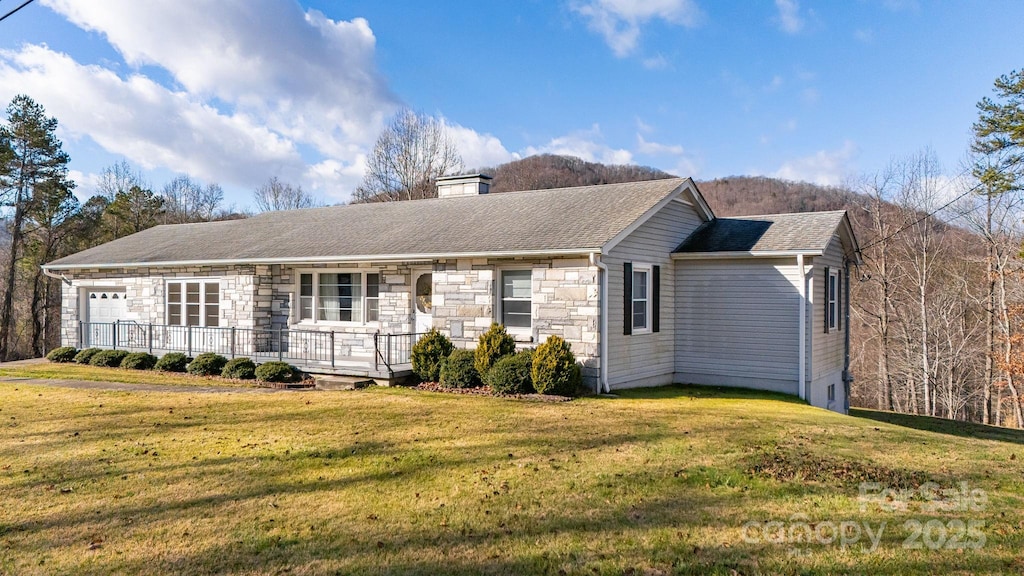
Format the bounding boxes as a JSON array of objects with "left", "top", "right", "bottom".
[
  {"left": 671, "top": 250, "right": 823, "bottom": 260},
  {"left": 41, "top": 248, "right": 599, "bottom": 272}
]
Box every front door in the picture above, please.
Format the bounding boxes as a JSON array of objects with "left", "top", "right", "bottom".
[{"left": 413, "top": 270, "right": 432, "bottom": 333}]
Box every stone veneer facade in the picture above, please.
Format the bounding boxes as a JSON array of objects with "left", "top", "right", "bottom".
[
  {"left": 432, "top": 257, "right": 600, "bottom": 386},
  {"left": 59, "top": 256, "right": 601, "bottom": 386}
]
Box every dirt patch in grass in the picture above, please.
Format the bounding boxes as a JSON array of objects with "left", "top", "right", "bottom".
[
  {"left": 745, "top": 443, "right": 933, "bottom": 489},
  {"left": 414, "top": 381, "right": 573, "bottom": 402}
]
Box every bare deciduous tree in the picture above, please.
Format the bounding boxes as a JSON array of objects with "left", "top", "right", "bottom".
[
  {"left": 253, "top": 176, "right": 323, "bottom": 212},
  {"left": 161, "top": 175, "right": 224, "bottom": 223},
  {"left": 353, "top": 109, "right": 463, "bottom": 202}
]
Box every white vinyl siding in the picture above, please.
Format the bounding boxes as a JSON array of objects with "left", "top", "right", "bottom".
[
  {"left": 809, "top": 236, "right": 848, "bottom": 409},
  {"left": 674, "top": 258, "right": 803, "bottom": 394},
  {"left": 605, "top": 198, "right": 704, "bottom": 388}
]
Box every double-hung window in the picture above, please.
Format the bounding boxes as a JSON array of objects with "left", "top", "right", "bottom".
[
  {"left": 827, "top": 268, "right": 840, "bottom": 332},
  {"left": 298, "top": 271, "right": 380, "bottom": 324},
  {"left": 624, "top": 262, "right": 659, "bottom": 336},
  {"left": 500, "top": 269, "right": 532, "bottom": 329},
  {"left": 167, "top": 280, "right": 220, "bottom": 327}
]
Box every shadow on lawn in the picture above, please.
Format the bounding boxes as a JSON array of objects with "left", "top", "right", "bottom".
[
  {"left": 610, "top": 383, "right": 807, "bottom": 405},
  {"left": 852, "top": 408, "right": 1024, "bottom": 445}
]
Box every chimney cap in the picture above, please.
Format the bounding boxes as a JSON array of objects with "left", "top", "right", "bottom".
[{"left": 435, "top": 173, "right": 493, "bottom": 183}]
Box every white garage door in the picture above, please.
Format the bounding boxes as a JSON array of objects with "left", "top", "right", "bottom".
[
  {"left": 87, "top": 291, "right": 127, "bottom": 347},
  {"left": 88, "top": 291, "right": 127, "bottom": 323}
]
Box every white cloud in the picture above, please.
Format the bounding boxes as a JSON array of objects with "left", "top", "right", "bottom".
[
  {"left": 571, "top": 0, "right": 701, "bottom": 57},
  {"left": 444, "top": 122, "right": 517, "bottom": 169},
  {"left": 524, "top": 125, "right": 633, "bottom": 165},
  {"left": 67, "top": 169, "right": 101, "bottom": 201},
  {"left": 774, "top": 141, "right": 858, "bottom": 186},
  {"left": 637, "top": 134, "right": 684, "bottom": 156},
  {"left": 0, "top": 0, "right": 399, "bottom": 201},
  {"left": 774, "top": 0, "right": 804, "bottom": 34},
  {"left": 0, "top": 45, "right": 305, "bottom": 188}
]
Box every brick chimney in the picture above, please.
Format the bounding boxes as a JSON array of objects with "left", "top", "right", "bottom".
[{"left": 436, "top": 174, "right": 492, "bottom": 198}]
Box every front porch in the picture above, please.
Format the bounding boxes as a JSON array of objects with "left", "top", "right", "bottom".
[{"left": 78, "top": 321, "right": 423, "bottom": 382}]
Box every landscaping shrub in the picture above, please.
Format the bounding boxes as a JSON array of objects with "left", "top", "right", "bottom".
[
  {"left": 255, "top": 361, "right": 300, "bottom": 383},
  {"left": 120, "top": 352, "right": 157, "bottom": 370},
  {"left": 474, "top": 323, "right": 516, "bottom": 377},
  {"left": 221, "top": 357, "right": 257, "bottom": 380},
  {"left": 531, "top": 335, "right": 582, "bottom": 396},
  {"left": 46, "top": 346, "right": 78, "bottom": 363},
  {"left": 439, "top": 349, "right": 480, "bottom": 389},
  {"left": 187, "top": 352, "right": 229, "bottom": 376},
  {"left": 485, "top": 349, "right": 535, "bottom": 395},
  {"left": 155, "top": 352, "right": 191, "bottom": 372},
  {"left": 410, "top": 328, "right": 454, "bottom": 382},
  {"left": 89, "top": 349, "right": 130, "bottom": 368},
  {"left": 74, "top": 348, "right": 102, "bottom": 364}
]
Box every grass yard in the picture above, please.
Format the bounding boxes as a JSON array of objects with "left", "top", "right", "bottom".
[
  {"left": 1, "top": 373, "right": 1023, "bottom": 575},
  {"left": 0, "top": 363, "right": 252, "bottom": 388}
]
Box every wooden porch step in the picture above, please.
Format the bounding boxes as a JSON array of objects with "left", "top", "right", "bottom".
[{"left": 312, "top": 375, "right": 375, "bottom": 391}]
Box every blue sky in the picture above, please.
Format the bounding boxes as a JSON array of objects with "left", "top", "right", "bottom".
[{"left": 1, "top": 0, "right": 1022, "bottom": 208}]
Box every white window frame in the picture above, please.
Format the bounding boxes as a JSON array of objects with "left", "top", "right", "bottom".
[
  {"left": 827, "top": 268, "right": 839, "bottom": 332},
  {"left": 165, "top": 278, "right": 221, "bottom": 327},
  {"left": 496, "top": 267, "right": 533, "bottom": 336},
  {"left": 294, "top": 269, "right": 380, "bottom": 326},
  {"left": 632, "top": 264, "right": 653, "bottom": 334}
]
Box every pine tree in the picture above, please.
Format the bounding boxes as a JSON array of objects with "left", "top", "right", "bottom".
[{"left": 0, "top": 95, "right": 70, "bottom": 359}]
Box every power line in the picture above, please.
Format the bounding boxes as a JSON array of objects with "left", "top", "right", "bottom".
[
  {"left": 0, "top": 0, "right": 34, "bottom": 24},
  {"left": 858, "top": 166, "right": 993, "bottom": 252}
]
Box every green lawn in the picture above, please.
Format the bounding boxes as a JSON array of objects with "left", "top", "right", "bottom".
[{"left": 0, "top": 372, "right": 1022, "bottom": 575}]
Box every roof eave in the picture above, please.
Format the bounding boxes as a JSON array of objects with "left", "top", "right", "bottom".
[
  {"left": 42, "top": 248, "right": 602, "bottom": 272},
  {"left": 671, "top": 249, "right": 824, "bottom": 260}
]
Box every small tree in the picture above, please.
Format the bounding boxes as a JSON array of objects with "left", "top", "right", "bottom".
[
  {"left": 531, "top": 335, "right": 582, "bottom": 396},
  {"left": 410, "top": 328, "right": 454, "bottom": 382},
  {"left": 474, "top": 323, "right": 516, "bottom": 377}
]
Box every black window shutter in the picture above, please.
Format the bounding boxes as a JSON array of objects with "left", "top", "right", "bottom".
[
  {"left": 837, "top": 270, "right": 842, "bottom": 331},
  {"left": 623, "top": 262, "right": 632, "bottom": 336},
  {"left": 823, "top": 266, "right": 830, "bottom": 333},
  {"left": 652, "top": 265, "right": 661, "bottom": 333}
]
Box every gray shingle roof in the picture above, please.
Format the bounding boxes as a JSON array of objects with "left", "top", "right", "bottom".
[
  {"left": 47, "top": 178, "right": 690, "bottom": 269},
  {"left": 674, "top": 210, "right": 848, "bottom": 254}
]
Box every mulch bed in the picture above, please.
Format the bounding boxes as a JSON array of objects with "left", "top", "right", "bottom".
[{"left": 414, "top": 382, "right": 573, "bottom": 402}]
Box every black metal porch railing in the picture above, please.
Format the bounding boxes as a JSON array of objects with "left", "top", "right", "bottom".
[
  {"left": 373, "top": 332, "right": 426, "bottom": 377},
  {"left": 78, "top": 321, "right": 424, "bottom": 375}
]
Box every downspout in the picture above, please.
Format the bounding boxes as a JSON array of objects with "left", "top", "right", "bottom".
[
  {"left": 589, "top": 252, "right": 609, "bottom": 393},
  {"left": 41, "top": 267, "right": 72, "bottom": 286},
  {"left": 797, "top": 254, "right": 806, "bottom": 401},
  {"left": 843, "top": 259, "right": 852, "bottom": 412}
]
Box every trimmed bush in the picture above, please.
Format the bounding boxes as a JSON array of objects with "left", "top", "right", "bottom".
[
  {"left": 411, "top": 328, "right": 454, "bottom": 382},
  {"left": 120, "top": 352, "right": 157, "bottom": 370},
  {"left": 531, "top": 335, "right": 582, "bottom": 396},
  {"left": 74, "top": 348, "right": 102, "bottom": 365},
  {"left": 221, "top": 357, "right": 257, "bottom": 380},
  {"left": 439, "top": 349, "right": 480, "bottom": 389},
  {"left": 89, "top": 349, "right": 130, "bottom": 368},
  {"left": 155, "top": 352, "right": 191, "bottom": 373},
  {"left": 485, "top": 349, "right": 535, "bottom": 395},
  {"left": 187, "top": 352, "right": 229, "bottom": 376},
  {"left": 474, "top": 323, "right": 516, "bottom": 377},
  {"left": 46, "top": 346, "right": 78, "bottom": 363},
  {"left": 255, "top": 361, "right": 300, "bottom": 383}
]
